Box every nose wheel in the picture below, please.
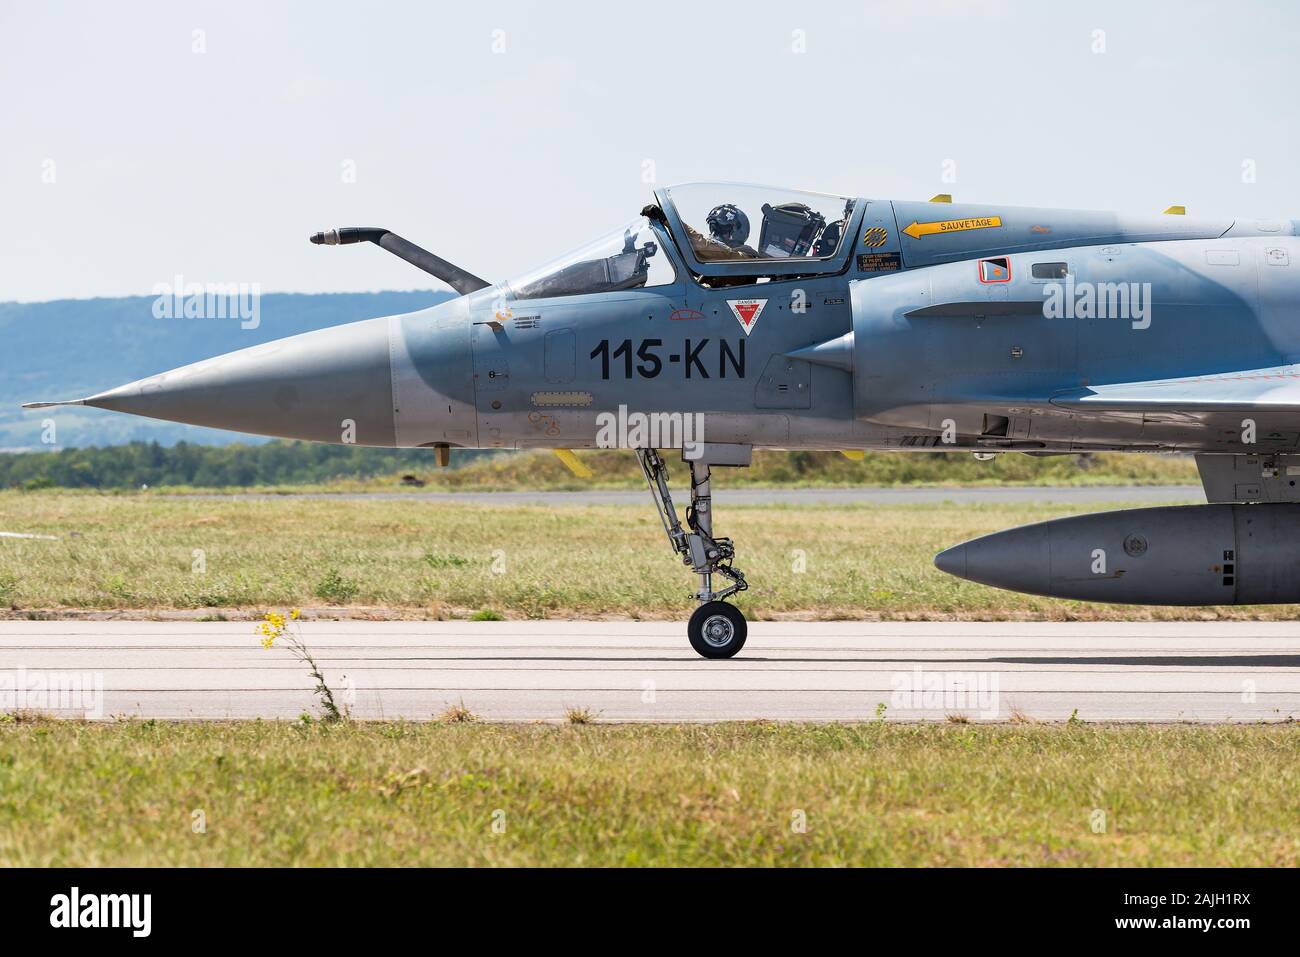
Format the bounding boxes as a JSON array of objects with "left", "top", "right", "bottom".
[
  {"left": 637, "top": 448, "right": 750, "bottom": 659},
  {"left": 688, "top": 601, "right": 747, "bottom": 659}
]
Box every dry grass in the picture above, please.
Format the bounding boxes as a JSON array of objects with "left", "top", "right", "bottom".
[
  {"left": 564, "top": 706, "right": 598, "bottom": 725},
  {"left": 438, "top": 700, "right": 478, "bottom": 724},
  {"left": 360, "top": 448, "right": 1199, "bottom": 491}
]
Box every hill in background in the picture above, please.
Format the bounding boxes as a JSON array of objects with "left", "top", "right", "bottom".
[{"left": 0, "top": 290, "right": 451, "bottom": 449}]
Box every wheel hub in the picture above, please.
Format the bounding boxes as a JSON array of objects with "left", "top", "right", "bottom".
[{"left": 701, "top": 614, "right": 734, "bottom": 647}]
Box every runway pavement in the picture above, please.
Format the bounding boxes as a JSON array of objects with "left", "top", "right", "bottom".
[{"left": 0, "top": 620, "right": 1295, "bottom": 723}]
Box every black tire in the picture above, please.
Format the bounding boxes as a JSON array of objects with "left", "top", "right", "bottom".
[{"left": 688, "top": 601, "right": 747, "bottom": 659}]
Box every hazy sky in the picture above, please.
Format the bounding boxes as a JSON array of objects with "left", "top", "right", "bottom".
[{"left": 3, "top": 0, "right": 1298, "bottom": 302}]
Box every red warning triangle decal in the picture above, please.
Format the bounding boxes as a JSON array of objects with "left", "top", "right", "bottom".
[{"left": 727, "top": 298, "right": 767, "bottom": 336}]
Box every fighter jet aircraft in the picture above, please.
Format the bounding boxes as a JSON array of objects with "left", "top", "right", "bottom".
[{"left": 25, "top": 182, "right": 1300, "bottom": 657}]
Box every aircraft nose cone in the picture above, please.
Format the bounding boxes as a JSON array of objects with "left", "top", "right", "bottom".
[
  {"left": 85, "top": 317, "right": 398, "bottom": 445},
  {"left": 933, "top": 543, "right": 967, "bottom": 578}
]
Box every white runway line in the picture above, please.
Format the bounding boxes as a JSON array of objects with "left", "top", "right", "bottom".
[{"left": 0, "top": 620, "right": 1294, "bottom": 723}]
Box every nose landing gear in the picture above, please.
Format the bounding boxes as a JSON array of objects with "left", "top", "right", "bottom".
[
  {"left": 637, "top": 448, "right": 749, "bottom": 659},
  {"left": 689, "top": 601, "right": 747, "bottom": 659}
]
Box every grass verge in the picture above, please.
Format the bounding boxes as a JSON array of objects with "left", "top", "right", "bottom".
[
  {"left": 0, "top": 721, "right": 1293, "bottom": 866},
  {"left": 3, "top": 491, "right": 1291, "bottom": 620}
]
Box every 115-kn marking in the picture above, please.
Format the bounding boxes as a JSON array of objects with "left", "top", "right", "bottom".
[{"left": 590, "top": 338, "right": 746, "bottom": 380}]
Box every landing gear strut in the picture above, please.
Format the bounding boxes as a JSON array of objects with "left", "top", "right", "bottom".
[{"left": 637, "top": 448, "right": 749, "bottom": 659}]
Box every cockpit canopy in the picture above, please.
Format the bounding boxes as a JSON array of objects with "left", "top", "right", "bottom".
[
  {"left": 506, "top": 217, "right": 674, "bottom": 301},
  {"left": 502, "top": 182, "right": 860, "bottom": 301},
  {"left": 660, "top": 182, "right": 856, "bottom": 262}
]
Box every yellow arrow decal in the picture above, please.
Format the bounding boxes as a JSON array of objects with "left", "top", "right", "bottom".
[{"left": 902, "top": 216, "right": 1003, "bottom": 240}]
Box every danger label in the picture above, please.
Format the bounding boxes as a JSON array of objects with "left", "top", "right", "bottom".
[{"left": 727, "top": 299, "right": 767, "bottom": 336}]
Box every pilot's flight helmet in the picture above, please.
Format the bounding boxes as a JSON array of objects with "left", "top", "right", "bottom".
[{"left": 706, "top": 204, "right": 750, "bottom": 248}]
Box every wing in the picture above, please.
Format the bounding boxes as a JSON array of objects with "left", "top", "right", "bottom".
[{"left": 1050, "top": 365, "right": 1300, "bottom": 414}]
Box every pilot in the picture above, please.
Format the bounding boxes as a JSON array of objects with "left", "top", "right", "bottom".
[{"left": 686, "top": 204, "right": 760, "bottom": 261}]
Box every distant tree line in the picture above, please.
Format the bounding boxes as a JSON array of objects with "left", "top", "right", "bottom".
[{"left": 0, "top": 441, "right": 483, "bottom": 489}]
